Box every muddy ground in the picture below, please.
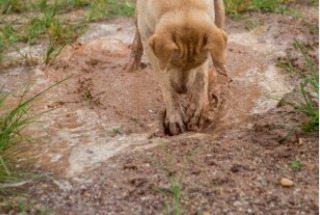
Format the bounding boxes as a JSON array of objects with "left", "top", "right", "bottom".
[{"left": 1, "top": 3, "right": 319, "bottom": 215}]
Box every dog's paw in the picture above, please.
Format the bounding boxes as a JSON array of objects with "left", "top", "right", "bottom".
[
  {"left": 164, "top": 109, "right": 186, "bottom": 136},
  {"left": 185, "top": 98, "right": 208, "bottom": 131}
]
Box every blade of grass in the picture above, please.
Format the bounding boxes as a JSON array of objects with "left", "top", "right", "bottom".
[{"left": 0, "top": 77, "right": 71, "bottom": 193}]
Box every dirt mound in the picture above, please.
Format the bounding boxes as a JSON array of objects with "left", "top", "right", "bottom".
[{"left": 27, "top": 106, "right": 318, "bottom": 215}]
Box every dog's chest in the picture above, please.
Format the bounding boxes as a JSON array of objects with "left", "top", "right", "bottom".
[{"left": 168, "top": 68, "right": 197, "bottom": 94}]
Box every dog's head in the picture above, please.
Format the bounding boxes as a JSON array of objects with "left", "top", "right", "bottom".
[{"left": 149, "top": 18, "right": 227, "bottom": 71}]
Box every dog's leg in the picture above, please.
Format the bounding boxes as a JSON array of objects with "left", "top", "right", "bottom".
[
  {"left": 214, "top": 0, "right": 225, "bottom": 29},
  {"left": 212, "top": 0, "right": 229, "bottom": 79},
  {"left": 125, "top": 20, "right": 143, "bottom": 73},
  {"left": 162, "top": 81, "right": 187, "bottom": 136},
  {"left": 186, "top": 61, "right": 210, "bottom": 130},
  {"left": 144, "top": 45, "right": 186, "bottom": 136}
]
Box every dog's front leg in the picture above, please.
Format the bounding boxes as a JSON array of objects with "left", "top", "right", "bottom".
[
  {"left": 144, "top": 46, "right": 186, "bottom": 136},
  {"left": 186, "top": 61, "right": 210, "bottom": 130},
  {"left": 158, "top": 72, "right": 187, "bottom": 136}
]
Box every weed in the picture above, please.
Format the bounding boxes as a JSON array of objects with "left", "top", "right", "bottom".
[
  {"left": 0, "top": 0, "right": 132, "bottom": 65},
  {"left": 0, "top": 21, "right": 35, "bottom": 65},
  {"left": 224, "top": 0, "right": 251, "bottom": 15},
  {"left": 51, "top": 0, "right": 91, "bottom": 13},
  {"left": 0, "top": 22, "right": 17, "bottom": 61},
  {"left": 229, "top": 12, "right": 249, "bottom": 20},
  {"left": 67, "top": 0, "right": 91, "bottom": 8},
  {"left": 0, "top": 78, "right": 67, "bottom": 193},
  {"left": 87, "top": 0, "right": 134, "bottom": 21},
  {"left": 108, "top": 125, "right": 124, "bottom": 137},
  {"left": 1, "top": 0, "right": 24, "bottom": 14},
  {"left": 163, "top": 181, "right": 182, "bottom": 215},
  {"left": 108, "top": 0, "right": 135, "bottom": 16},
  {"left": 81, "top": 81, "right": 93, "bottom": 101},
  {"left": 307, "top": 23, "right": 319, "bottom": 41},
  {"left": 245, "top": 19, "right": 263, "bottom": 30},
  {"left": 309, "top": 0, "right": 319, "bottom": 6},
  {"left": 0, "top": 2, "right": 86, "bottom": 65},
  {"left": 43, "top": 37, "right": 67, "bottom": 65},
  {"left": 0, "top": 34, "right": 5, "bottom": 63},
  {"left": 291, "top": 160, "right": 303, "bottom": 172},
  {"left": 273, "top": 5, "right": 301, "bottom": 17},
  {"left": 2, "top": 0, "right": 90, "bottom": 14},
  {"left": 27, "top": 4, "right": 78, "bottom": 42},
  {"left": 147, "top": 145, "right": 200, "bottom": 215},
  {"left": 224, "top": 0, "right": 298, "bottom": 18},
  {"left": 80, "top": 79, "right": 102, "bottom": 105},
  {"left": 251, "top": 0, "right": 283, "bottom": 12},
  {"left": 280, "top": 40, "right": 319, "bottom": 132}
]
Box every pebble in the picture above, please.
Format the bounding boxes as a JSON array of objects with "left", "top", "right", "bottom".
[
  {"left": 279, "top": 178, "right": 294, "bottom": 188},
  {"left": 246, "top": 123, "right": 254, "bottom": 130}
]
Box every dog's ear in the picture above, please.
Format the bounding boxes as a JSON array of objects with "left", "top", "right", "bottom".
[
  {"left": 205, "top": 26, "right": 228, "bottom": 66},
  {"left": 149, "top": 33, "right": 177, "bottom": 70}
]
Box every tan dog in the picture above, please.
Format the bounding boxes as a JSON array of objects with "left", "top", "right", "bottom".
[{"left": 126, "top": 0, "right": 228, "bottom": 135}]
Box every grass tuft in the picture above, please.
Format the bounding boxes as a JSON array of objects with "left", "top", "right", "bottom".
[
  {"left": 0, "top": 78, "right": 68, "bottom": 193},
  {"left": 224, "top": 0, "right": 299, "bottom": 18},
  {"left": 147, "top": 146, "right": 200, "bottom": 215},
  {"left": 309, "top": 0, "right": 319, "bottom": 6},
  {"left": 291, "top": 160, "right": 303, "bottom": 172},
  {"left": 87, "top": 0, "right": 135, "bottom": 21},
  {"left": 1, "top": 0, "right": 24, "bottom": 14},
  {"left": 280, "top": 40, "right": 319, "bottom": 132},
  {"left": 0, "top": 0, "right": 133, "bottom": 65}
]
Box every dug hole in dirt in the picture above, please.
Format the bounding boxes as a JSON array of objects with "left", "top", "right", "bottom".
[{"left": 2, "top": 5, "right": 319, "bottom": 215}]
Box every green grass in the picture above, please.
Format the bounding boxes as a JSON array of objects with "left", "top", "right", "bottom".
[
  {"left": 1, "top": 0, "right": 134, "bottom": 16},
  {"left": 0, "top": 79, "right": 67, "bottom": 194},
  {"left": 251, "top": 0, "right": 286, "bottom": 12},
  {"left": 309, "top": 0, "right": 319, "bottom": 6},
  {"left": 0, "top": 0, "right": 25, "bottom": 14},
  {"left": 224, "top": 0, "right": 299, "bottom": 18},
  {"left": 0, "top": 4, "right": 84, "bottom": 65},
  {"left": 0, "top": 0, "right": 134, "bottom": 65},
  {"left": 148, "top": 157, "right": 184, "bottom": 215},
  {"left": 147, "top": 146, "right": 200, "bottom": 215},
  {"left": 291, "top": 160, "right": 303, "bottom": 172},
  {"left": 87, "top": 0, "right": 134, "bottom": 21},
  {"left": 280, "top": 40, "right": 319, "bottom": 132},
  {"left": 163, "top": 181, "right": 182, "bottom": 215},
  {"left": 245, "top": 19, "right": 264, "bottom": 30}
]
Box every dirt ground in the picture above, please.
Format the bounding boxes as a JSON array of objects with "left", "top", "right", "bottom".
[{"left": 1, "top": 3, "right": 319, "bottom": 215}]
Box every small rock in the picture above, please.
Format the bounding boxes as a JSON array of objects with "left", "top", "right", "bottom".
[
  {"left": 233, "top": 200, "right": 242, "bottom": 207},
  {"left": 247, "top": 123, "right": 254, "bottom": 130},
  {"left": 298, "top": 138, "right": 305, "bottom": 145},
  {"left": 279, "top": 178, "right": 294, "bottom": 188},
  {"left": 247, "top": 208, "right": 254, "bottom": 214}
]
